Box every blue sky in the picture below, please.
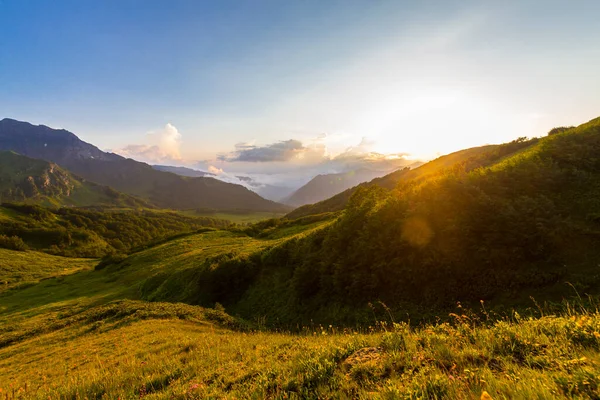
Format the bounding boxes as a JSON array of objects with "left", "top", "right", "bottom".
[{"left": 1, "top": 0, "right": 600, "bottom": 173}]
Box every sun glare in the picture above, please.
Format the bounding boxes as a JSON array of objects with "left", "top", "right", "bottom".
[{"left": 365, "top": 88, "right": 507, "bottom": 160}]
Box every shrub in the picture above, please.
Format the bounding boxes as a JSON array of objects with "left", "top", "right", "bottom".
[
  {"left": 95, "top": 252, "right": 128, "bottom": 270},
  {"left": 548, "top": 126, "right": 575, "bottom": 136},
  {"left": 0, "top": 234, "right": 28, "bottom": 251}
]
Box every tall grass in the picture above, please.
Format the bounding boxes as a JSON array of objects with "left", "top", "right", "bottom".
[{"left": 2, "top": 299, "right": 600, "bottom": 399}]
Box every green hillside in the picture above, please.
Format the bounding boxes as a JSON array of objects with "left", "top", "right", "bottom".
[
  {"left": 2, "top": 223, "right": 600, "bottom": 398},
  {"left": 285, "top": 142, "right": 527, "bottom": 219},
  {"left": 199, "top": 118, "right": 600, "bottom": 325},
  {"left": 0, "top": 203, "right": 232, "bottom": 257},
  {"left": 0, "top": 151, "right": 150, "bottom": 208},
  {"left": 0, "top": 248, "right": 96, "bottom": 291}
]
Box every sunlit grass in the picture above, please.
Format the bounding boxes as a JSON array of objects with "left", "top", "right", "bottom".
[
  {"left": 2, "top": 300, "right": 600, "bottom": 399},
  {"left": 178, "top": 210, "right": 287, "bottom": 224},
  {"left": 0, "top": 249, "right": 96, "bottom": 292},
  {"left": 3, "top": 212, "right": 600, "bottom": 398}
]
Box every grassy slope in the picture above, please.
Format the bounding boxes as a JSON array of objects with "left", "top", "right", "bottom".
[
  {"left": 179, "top": 210, "right": 287, "bottom": 224},
  {"left": 0, "top": 249, "right": 96, "bottom": 291},
  {"left": 1, "top": 212, "right": 600, "bottom": 398},
  {"left": 0, "top": 204, "right": 234, "bottom": 258},
  {"left": 286, "top": 145, "right": 498, "bottom": 219},
  {"left": 0, "top": 222, "right": 329, "bottom": 325},
  {"left": 3, "top": 299, "right": 600, "bottom": 398}
]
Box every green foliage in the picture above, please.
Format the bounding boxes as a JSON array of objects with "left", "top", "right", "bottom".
[
  {"left": 0, "top": 203, "right": 232, "bottom": 257},
  {"left": 0, "top": 234, "right": 27, "bottom": 251},
  {"left": 548, "top": 126, "right": 575, "bottom": 136},
  {"left": 200, "top": 117, "right": 600, "bottom": 325},
  {"left": 95, "top": 252, "right": 129, "bottom": 270}
]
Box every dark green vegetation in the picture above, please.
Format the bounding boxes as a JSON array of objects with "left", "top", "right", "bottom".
[
  {"left": 0, "top": 151, "right": 151, "bottom": 208},
  {"left": 186, "top": 118, "right": 600, "bottom": 325},
  {"left": 286, "top": 144, "right": 499, "bottom": 219},
  {"left": 4, "top": 215, "right": 600, "bottom": 398},
  {"left": 0, "top": 203, "right": 231, "bottom": 257},
  {"left": 0, "top": 118, "right": 289, "bottom": 212}
]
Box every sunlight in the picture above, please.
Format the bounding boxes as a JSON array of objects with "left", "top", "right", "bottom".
[{"left": 365, "top": 88, "right": 504, "bottom": 159}]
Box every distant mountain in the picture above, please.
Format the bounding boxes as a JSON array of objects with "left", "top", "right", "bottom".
[
  {"left": 283, "top": 169, "right": 386, "bottom": 207},
  {"left": 0, "top": 119, "right": 289, "bottom": 212},
  {"left": 152, "top": 165, "right": 214, "bottom": 177},
  {"left": 285, "top": 144, "right": 508, "bottom": 219},
  {"left": 234, "top": 175, "right": 296, "bottom": 202},
  {"left": 254, "top": 184, "right": 296, "bottom": 202},
  {"left": 0, "top": 151, "right": 150, "bottom": 208}
]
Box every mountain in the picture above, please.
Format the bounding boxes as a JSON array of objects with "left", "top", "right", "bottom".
[
  {"left": 172, "top": 118, "right": 600, "bottom": 324},
  {"left": 0, "top": 151, "right": 150, "bottom": 208},
  {"left": 253, "top": 184, "right": 296, "bottom": 202},
  {"left": 285, "top": 144, "right": 505, "bottom": 219},
  {"left": 152, "top": 165, "right": 214, "bottom": 177},
  {"left": 283, "top": 168, "right": 391, "bottom": 207},
  {"left": 234, "top": 175, "right": 296, "bottom": 202},
  {"left": 0, "top": 119, "right": 289, "bottom": 212}
]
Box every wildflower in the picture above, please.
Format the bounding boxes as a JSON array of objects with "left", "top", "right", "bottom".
[{"left": 481, "top": 391, "right": 493, "bottom": 400}]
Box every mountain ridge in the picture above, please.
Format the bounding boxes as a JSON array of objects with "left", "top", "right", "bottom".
[
  {"left": 0, "top": 150, "right": 150, "bottom": 208},
  {"left": 283, "top": 168, "right": 388, "bottom": 207},
  {"left": 0, "top": 118, "right": 289, "bottom": 212}
]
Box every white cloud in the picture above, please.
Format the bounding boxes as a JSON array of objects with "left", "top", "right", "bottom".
[{"left": 117, "top": 123, "right": 183, "bottom": 163}]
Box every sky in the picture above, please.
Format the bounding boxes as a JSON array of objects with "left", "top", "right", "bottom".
[{"left": 1, "top": 0, "right": 600, "bottom": 184}]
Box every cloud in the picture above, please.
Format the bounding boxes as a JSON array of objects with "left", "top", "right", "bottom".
[
  {"left": 218, "top": 139, "right": 308, "bottom": 162},
  {"left": 117, "top": 123, "right": 183, "bottom": 163},
  {"left": 207, "top": 165, "right": 225, "bottom": 175}
]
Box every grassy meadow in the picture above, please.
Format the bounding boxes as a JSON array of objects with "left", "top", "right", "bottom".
[
  {"left": 0, "top": 249, "right": 96, "bottom": 291},
  {"left": 2, "top": 219, "right": 600, "bottom": 398},
  {"left": 3, "top": 298, "right": 600, "bottom": 399}
]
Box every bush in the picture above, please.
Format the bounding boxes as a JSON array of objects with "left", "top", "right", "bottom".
[
  {"left": 0, "top": 234, "right": 28, "bottom": 251},
  {"left": 548, "top": 126, "right": 575, "bottom": 136},
  {"left": 95, "top": 253, "right": 128, "bottom": 270}
]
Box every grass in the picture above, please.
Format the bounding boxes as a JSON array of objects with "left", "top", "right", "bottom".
[
  {"left": 0, "top": 222, "right": 327, "bottom": 322},
  {"left": 0, "top": 249, "right": 96, "bottom": 291},
  {"left": 179, "top": 210, "right": 287, "bottom": 224},
  {"left": 3, "top": 300, "right": 600, "bottom": 398},
  {"left": 3, "top": 219, "right": 600, "bottom": 398}
]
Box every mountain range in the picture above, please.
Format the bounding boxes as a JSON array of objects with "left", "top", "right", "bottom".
[{"left": 0, "top": 118, "right": 289, "bottom": 212}]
